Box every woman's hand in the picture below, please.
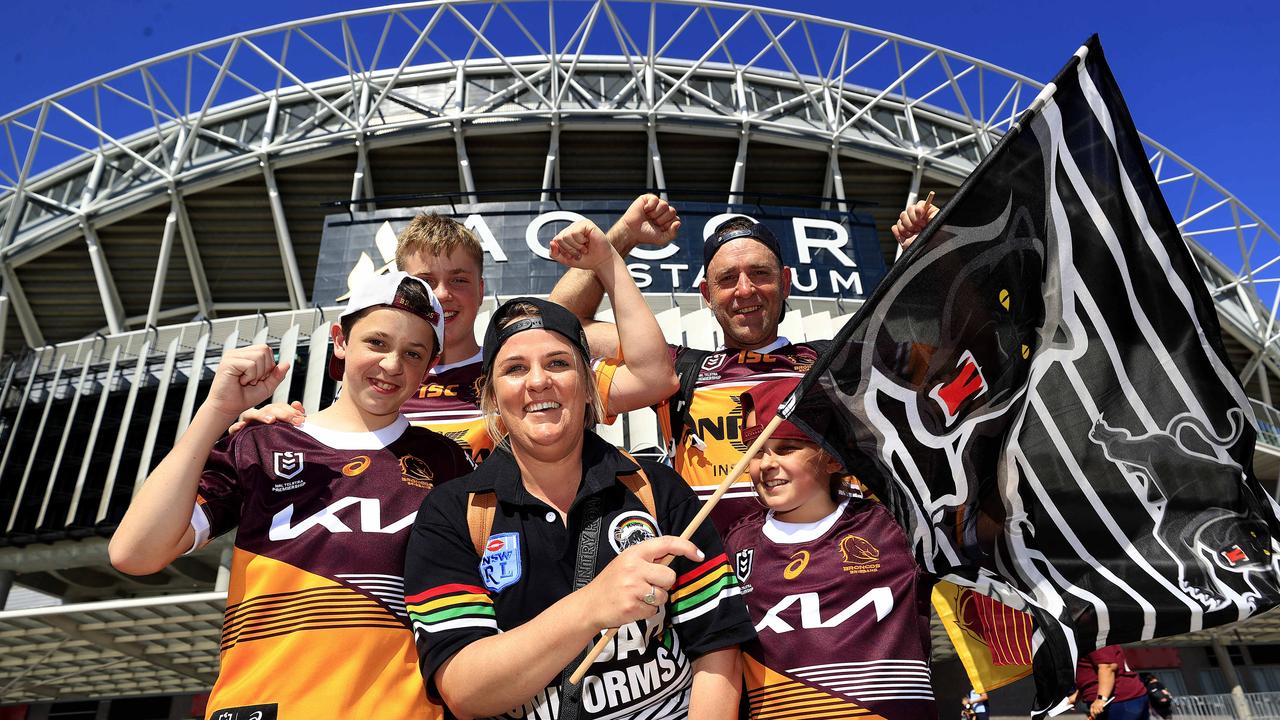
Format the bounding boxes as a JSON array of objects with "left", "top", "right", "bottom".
[
  {"left": 550, "top": 220, "right": 617, "bottom": 273},
  {"left": 581, "top": 535, "right": 704, "bottom": 629}
]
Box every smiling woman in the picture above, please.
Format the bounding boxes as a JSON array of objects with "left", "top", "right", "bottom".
[{"left": 402, "top": 296, "right": 756, "bottom": 720}]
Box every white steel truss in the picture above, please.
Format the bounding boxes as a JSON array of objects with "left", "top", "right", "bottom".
[{"left": 0, "top": 1, "right": 1271, "bottom": 367}]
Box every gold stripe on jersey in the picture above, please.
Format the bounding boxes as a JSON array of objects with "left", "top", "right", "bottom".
[
  {"left": 407, "top": 415, "right": 492, "bottom": 464},
  {"left": 744, "top": 654, "right": 883, "bottom": 720},
  {"left": 209, "top": 549, "right": 441, "bottom": 720}
]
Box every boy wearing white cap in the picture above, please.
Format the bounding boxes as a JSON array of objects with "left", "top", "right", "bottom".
[{"left": 109, "top": 272, "right": 471, "bottom": 720}]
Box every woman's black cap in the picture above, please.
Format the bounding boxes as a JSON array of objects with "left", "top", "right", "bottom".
[{"left": 481, "top": 297, "right": 592, "bottom": 377}]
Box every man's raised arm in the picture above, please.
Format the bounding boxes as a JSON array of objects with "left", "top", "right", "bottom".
[{"left": 549, "top": 193, "right": 680, "bottom": 359}]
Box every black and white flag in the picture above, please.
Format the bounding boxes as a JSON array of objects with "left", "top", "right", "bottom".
[{"left": 785, "top": 35, "right": 1280, "bottom": 712}]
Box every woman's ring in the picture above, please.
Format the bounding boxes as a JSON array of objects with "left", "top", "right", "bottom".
[{"left": 642, "top": 586, "right": 658, "bottom": 606}]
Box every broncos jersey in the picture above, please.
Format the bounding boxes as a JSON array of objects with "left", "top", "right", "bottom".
[
  {"left": 724, "top": 498, "right": 937, "bottom": 720},
  {"left": 658, "top": 338, "right": 821, "bottom": 534},
  {"left": 188, "top": 416, "right": 470, "bottom": 720},
  {"left": 403, "top": 351, "right": 623, "bottom": 465},
  {"left": 402, "top": 352, "right": 491, "bottom": 465}
]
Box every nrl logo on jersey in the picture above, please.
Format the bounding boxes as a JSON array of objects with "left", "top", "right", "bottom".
[
  {"left": 274, "top": 451, "right": 304, "bottom": 478},
  {"left": 734, "top": 549, "right": 754, "bottom": 593}
]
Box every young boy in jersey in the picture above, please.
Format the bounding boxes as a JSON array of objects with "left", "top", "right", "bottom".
[
  {"left": 109, "top": 272, "right": 471, "bottom": 720},
  {"left": 722, "top": 377, "right": 937, "bottom": 720}
]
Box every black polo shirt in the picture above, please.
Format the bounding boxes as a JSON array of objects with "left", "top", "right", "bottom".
[{"left": 404, "top": 431, "right": 755, "bottom": 720}]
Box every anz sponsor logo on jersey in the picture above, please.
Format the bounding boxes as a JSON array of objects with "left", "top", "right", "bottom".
[
  {"left": 481, "top": 532, "right": 522, "bottom": 592},
  {"left": 755, "top": 587, "right": 893, "bottom": 634},
  {"left": 268, "top": 497, "right": 416, "bottom": 540}
]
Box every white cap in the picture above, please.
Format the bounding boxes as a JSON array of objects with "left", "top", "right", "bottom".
[{"left": 330, "top": 272, "right": 445, "bottom": 379}]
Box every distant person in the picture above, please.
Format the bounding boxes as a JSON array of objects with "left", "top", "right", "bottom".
[
  {"left": 964, "top": 688, "right": 990, "bottom": 720},
  {"left": 1139, "top": 672, "right": 1174, "bottom": 719},
  {"left": 1076, "top": 645, "right": 1149, "bottom": 719}
]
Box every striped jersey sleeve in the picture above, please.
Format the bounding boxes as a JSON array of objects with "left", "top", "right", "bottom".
[
  {"left": 403, "top": 489, "right": 501, "bottom": 690},
  {"left": 661, "top": 487, "right": 754, "bottom": 658}
]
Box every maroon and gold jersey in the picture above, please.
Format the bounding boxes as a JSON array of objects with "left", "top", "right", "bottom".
[
  {"left": 402, "top": 352, "right": 491, "bottom": 464},
  {"left": 657, "top": 338, "right": 821, "bottom": 533},
  {"left": 403, "top": 351, "right": 623, "bottom": 465},
  {"left": 188, "top": 416, "right": 470, "bottom": 720},
  {"left": 724, "top": 499, "right": 937, "bottom": 720}
]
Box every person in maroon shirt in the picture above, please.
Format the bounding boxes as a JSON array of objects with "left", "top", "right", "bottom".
[
  {"left": 723, "top": 377, "right": 937, "bottom": 720},
  {"left": 1076, "top": 645, "right": 1149, "bottom": 719}
]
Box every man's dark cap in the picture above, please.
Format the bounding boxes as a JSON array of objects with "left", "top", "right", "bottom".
[
  {"left": 702, "top": 217, "right": 784, "bottom": 270},
  {"left": 481, "top": 297, "right": 592, "bottom": 377}
]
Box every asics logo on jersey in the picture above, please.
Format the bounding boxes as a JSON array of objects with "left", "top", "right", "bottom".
[
  {"left": 755, "top": 587, "right": 893, "bottom": 634},
  {"left": 268, "top": 497, "right": 416, "bottom": 540},
  {"left": 342, "top": 456, "right": 371, "bottom": 477},
  {"left": 783, "top": 550, "right": 809, "bottom": 580}
]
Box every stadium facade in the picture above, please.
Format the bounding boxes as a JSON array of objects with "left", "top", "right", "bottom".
[{"left": 0, "top": 2, "right": 1279, "bottom": 717}]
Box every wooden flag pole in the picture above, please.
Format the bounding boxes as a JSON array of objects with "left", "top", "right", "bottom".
[{"left": 567, "top": 413, "right": 787, "bottom": 684}]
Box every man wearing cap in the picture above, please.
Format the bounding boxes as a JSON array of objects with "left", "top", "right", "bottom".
[
  {"left": 110, "top": 272, "right": 472, "bottom": 720},
  {"left": 551, "top": 210, "right": 821, "bottom": 533}
]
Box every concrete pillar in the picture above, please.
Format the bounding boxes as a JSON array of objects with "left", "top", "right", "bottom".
[{"left": 1212, "top": 635, "right": 1253, "bottom": 719}]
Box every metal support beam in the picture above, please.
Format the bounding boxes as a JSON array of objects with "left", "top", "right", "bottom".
[
  {"left": 261, "top": 161, "right": 307, "bottom": 310},
  {"left": 0, "top": 266, "right": 44, "bottom": 347},
  {"left": 541, "top": 121, "right": 560, "bottom": 203},
  {"left": 647, "top": 122, "right": 667, "bottom": 200},
  {"left": 826, "top": 144, "right": 848, "bottom": 215},
  {"left": 1211, "top": 635, "right": 1254, "bottom": 720},
  {"left": 728, "top": 128, "right": 748, "bottom": 207},
  {"left": 351, "top": 83, "right": 377, "bottom": 210},
  {"left": 0, "top": 294, "right": 8, "bottom": 354},
  {"left": 454, "top": 66, "right": 477, "bottom": 200},
  {"left": 1260, "top": 365, "right": 1273, "bottom": 406},
  {"left": 82, "top": 223, "right": 126, "bottom": 334},
  {"left": 146, "top": 191, "right": 181, "bottom": 328},
  {"left": 173, "top": 192, "right": 213, "bottom": 319}
]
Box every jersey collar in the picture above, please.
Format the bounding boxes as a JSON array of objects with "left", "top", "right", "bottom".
[
  {"left": 762, "top": 498, "right": 849, "bottom": 544},
  {"left": 431, "top": 349, "right": 483, "bottom": 374},
  {"left": 467, "top": 430, "right": 641, "bottom": 510},
  {"left": 297, "top": 414, "right": 410, "bottom": 450},
  {"left": 718, "top": 336, "right": 790, "bottom": 354}
]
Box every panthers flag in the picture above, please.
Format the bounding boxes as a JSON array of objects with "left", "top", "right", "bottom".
[{"left": 784, "top": 35, "right": 1280, "bottom": 713}]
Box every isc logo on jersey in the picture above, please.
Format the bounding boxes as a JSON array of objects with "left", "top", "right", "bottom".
[
  {"left": 755, "top": 587, "right": 893, "bottom": 634},
  {"left": 268, "top": 497, "right": 415, "bottom": 540}
]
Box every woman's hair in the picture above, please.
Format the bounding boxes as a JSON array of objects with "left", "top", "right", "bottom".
[{"left": 479, "top": 301, "right": 603, "bottom": 446}]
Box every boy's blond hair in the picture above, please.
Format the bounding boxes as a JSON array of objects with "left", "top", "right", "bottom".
[{"left": 395, "top": 213, "right": 484, "bottom": 270}]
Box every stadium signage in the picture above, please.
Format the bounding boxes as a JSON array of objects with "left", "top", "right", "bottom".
[{"left": 314, "top": 200, "right": 885, "bottom": 306}]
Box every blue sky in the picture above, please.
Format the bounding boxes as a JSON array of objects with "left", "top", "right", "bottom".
[{"left": 1, "top": 0, "right": 1276, "bottom": 243}]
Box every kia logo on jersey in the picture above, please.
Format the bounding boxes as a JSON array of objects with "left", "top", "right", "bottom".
[{"left": 274, "top": 451, "right": 304, "bottom": 479}]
